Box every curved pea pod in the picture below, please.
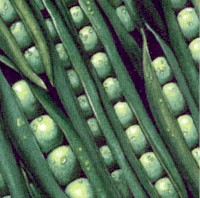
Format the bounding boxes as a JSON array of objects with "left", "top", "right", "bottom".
[
  {"left": 161, "top": 0, "right": 199, "bottom": 105},
  {"left": 142, "top": 30, "right": 199, "bottom": 198},
  {"left": 10, "top": 0, "right": 53, "bottom": 85},
  {"left": 0, "top": 70, "right": 67, "bottom": 198},
  {"left": 0, "top": 16, "right": 46, "bottom": 90},
  {"left": 191, "top": 0, "right": 200, "bottom": 14}
]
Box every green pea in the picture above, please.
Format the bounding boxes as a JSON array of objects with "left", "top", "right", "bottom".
[
  {"left": 103, "top": 77, "right": 122, "bottom": 102},
  {"left": 90, "top": 52, "right": 112, "bottom": 80},
  {"left": 111, "top": 169, "right": 132, "bottom": 198},
  {"left": 177, "top": 114, "right": 198, "bottom": 149},
  {"left": 45, "top": 18, "right": 57, "bottom": 41},
  {"left": 87, "top": 117, "right": 102, "bottom": 139},
  {"left": 24, "top": 46, "right": 45, "bottom": 74},
  {"left": 77, "top": 95, "right": 93, "bottom": 118},
  {"left": 67, "top": 69, "right": 83, "bottom": 95},
  {"left": 155, "top": 177, "right": 178, "bottom": 198},
  {"left": 12, "top": 80, "right": 42, "bottom": 120},
  {"left": 189, "top": 37, "right": 200, "bottom": 65},
  {"left": 30, "top": 115, "right": 63, "bottom": 153},
  {"left": 152, "top": 57, "right": 173, "bottom": 85},
  {"left": 170, "top": 0, "right": 187, "bottom": 10},
  {"left": 0, "top": 172, "right": 9, "bottom": 197},
  {"left": 70, "top": 6, "right": 88, "bottom": 29},
  {"left": 162, "top": 82, "right": 186, "bottom": 116},
  {"left": 55, "top": 43, "right": 71, "bottom": 68},
  {"left": 192, "top": 147, "right": 200, "bottom": 167},
  {"left": 116, "top": 5, "right": 135, "bottom": 32},
  {"left": 65, "top": 178, "right": 94, "bottom": 198},
  {"left": 114, "top": 102, "right": 136, "bottom": 128},
  {"left": 139, "top": 152, "right": 164, "bottom": 182},
  {"left": 125, "top": 125, "right": 149, "bottom": 156},
  {"left": 0, "top": 0, "right": 18, "bottom": 24},
  {"left": 100, "top": 145, "right": 116, "bottom": 168},
  {"left": 79, "top": 26, "right": 101, "bottom": 52},
  {"left": 47, "top": 145, "right": 81, "bottom": 186},
  {"left": 10, "top": 21, "right": 32, "bottom": 49},
  {"left": 177, "top": 7, "right": 199, "bottom": 40}
]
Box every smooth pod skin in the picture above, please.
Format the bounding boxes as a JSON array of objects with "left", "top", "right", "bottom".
[
  {"left": 24, "top": 46, "right": 45, "bottom": 74},
  {"left": 152, "top": 57, "right": 173, "bottom": 85},
  {"left": 177, "top": 114, "right": 199, "bottom": 149},
  {"left": 103, "top": 77, "right": 122, "bottom": 102},
  {"left": 155, "top": 177, "right": 179, "bottom": 198},
  {"left": 125, "top": 125, "right": 149, "bottom": 156},
  {"left": 30, "top": 115, "right": 64, "bottom": 153},
  {"left": 45, "top": 18, "right": 58, "bottom": 41},
  {"left": 70, "top": 5, "right": 88, "bottom": 29},
  {"left": 170, "top": 0, "right": 187, "bottom": 10},
  {"left": 0, "top": 173, "right": 9, "bottom": 197},
  {"left": 177, "top": 7, "right": 199, "bottom": 40},
  {"left": 65, "top": 178, "right": 94, "bottom": 198},
  {"left": 189, "top": 37, "right": 200, "bottom": 64},
  {"left": 90, "top": 52, "right": 112, "bottom": 80},
  {"left": 10, "top": 21, "right": 32, "bottom": 50},
  {"left": 116, "top": 5, "right": 135, "bottom": 32},
  {"left": 139, "top": 152, "right": 164, "bottom": 182},
  {"left": 0, "top": 0, "right": 18, "bottom": 23},
  {"left": 192, "top": 147, "right": 200, "bottom": 167},
  {"left": 35, "top": 0, "right": 44, "bottom": 10},
  {"left": 47, "top": 145, "right": 81, "bottom": 186},
  {"left": 12, "top": 80, "right": 43, "bottom": 120}
]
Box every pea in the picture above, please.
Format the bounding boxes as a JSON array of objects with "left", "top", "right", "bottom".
[
  {"left": 0, "top": 172, "right": 9, "bottom": 197},
  {"left": 162, "top": 82, "right": 186, "bottom": 116},
  {"left": 65, "top": 178, "right": 94, "bottom": 198},
  {"left": 79, "top": 26, "right": 100, "bottom": 53},
  {"left": 100, "top": 145, "right": 116, "bottom": 168},
  {"left": 0, "top": 0, "right": 18, "bottom": 24},
  {"left": 192, "top": 147, "right": 200, "bottom": 167},
  {"left": 189, "top": 37, "right": 200, "bottom": 65},
  {"left": 30, "top": 115, "right": 63, "bottom": 153},
  {"left": 45, "top": 18, "right": 57, "bottom": 41},
  {"left": 103, "top": 77, "right": 122, "bottom": 102},
  {"left": 12, "top": 80, "right": 42, "bottom": 120},
  {"left": 87, "top": 117, "right": 102, "bottom": 139},
  {"left": 177, "top": 7, "right": 199, "bottom": 40},
  {"left": 170, "top": 0, "right": 187, "bottom": 10},
  {"left": 24, "top": 46, "right": 45, "bottom": 74},
  {"left": 77, "top": 95, "right": 93, "bottom": 118},
  {"left": 125, "top": 125, "right": 149, "bottom": 155},
  {"left": 152, "top": 57, "right": 173, "bottom": 85},
  {"left": 47, "top": 145, "right": 81, "bottom": 186},
  {"left": 116, "top": 5, "right": 135, "bottom": 32},
  {"left": 139, "top": 152, "right": 164, "bottom": 182},
  {"left": 114, "top": 102, "right": 136, "bottom": 128},
  {"left": 90, "top": 52, "right": 112, "bottom": 80},
  {"left": 155, "top": 177, "right": 178, "bottom": 198},
  {"left": 10, "top": 21, "right": 32, "bottom": 49},
  {"left": 177, "top": 114, "right": 198, "bottom": 149}
]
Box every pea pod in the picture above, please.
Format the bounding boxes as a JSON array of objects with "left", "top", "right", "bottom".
[
  {"left": 161, "top": 0, "right": 199, "bottom": 105},
  {"left": 0, "top": 16, "right": 46, "bottom": 90},
  {"left": 10, "top": 0, "right": 53, "bottom": 85},
  {"left": 191, "top": 0, "right": 199, "bottom": 14},
  {"left": 142, "top": 30, "right": 199, "bottom": 197},
  {"left": 0, "top": 70, "right": 67, "bottom": 198}
]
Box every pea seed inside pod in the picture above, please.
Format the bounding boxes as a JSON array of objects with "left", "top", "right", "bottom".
[
  {"left": 189, "top": 37, "right": 200, "bottom": 65},
  {"left": 192, "top": 147, "right": 200, "bottom": 167},
  {"left": 77, "top": 95, "right": 93, "bottom": 118},
  {"left": 87, "top": 117, "right": 102, "bottom": 139}
]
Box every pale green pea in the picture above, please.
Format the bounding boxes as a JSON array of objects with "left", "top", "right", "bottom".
[
  {"left": 47, "top": 145, "right": 81, "bottom": 186},
  {"left": 45, "top": 18, "right": 58, "bottom": 41},
  {"left": 30, "top": 115, "right": 63, "bottom": 153},
  {"left": 103, "top": 77, "right": 122, "bottom": 102},
  {"left": 189, "top": 37, "right": 200, "bottom": 65},
  {"left": 10, "top": 21, "right": 32, "bottom": 49},
  {"left": 77, "top": 95, "right": 93, "bottom": 118},
  {"left": 192, "top": 147, "right": 200, "bottom": 167},
  {"left": 152, "top": 57, "right": 173, "bottom": 85},
  {"left": 116, "top": 5, "right": 135, "bottom": 32},
  {"left": 162, "top": 82, "right": 186, "bottom": 116},
  {"left": 155, "top": 177, "right": 178, "bottom": 198},
  {"left": 125, "top": 125, "right": 149, "bottom": 155},
  {"left": 24, "top": 46, "right": 45, "bottom": 74},
  {"left": 139, "top": 152, "right": 164, "bottom": 182},
  {"left": 90, "top": 52, "right": 112, "bottom": 80},
  {"left": 177, "top": 114, "right": 198, "bottom": 149},
  {"left": 87, "top": 117, "right": 102, "bottom": 139},
  {"left": 65, "top": 178, "right": 94, "bottom": 198}
]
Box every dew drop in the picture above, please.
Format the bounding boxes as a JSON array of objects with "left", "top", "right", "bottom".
[
  {"left": 159, "top": 99, "right": 163, "bottom": 103},
  {"left": 61, "top": 157, "right": 67, "bottom": 165}
]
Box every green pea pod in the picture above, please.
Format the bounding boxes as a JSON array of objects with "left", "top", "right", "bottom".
[
  {"left": 10, "top": 0, "right": 53, "bottom": 85},
  {"left": 191, "top": 0, "right": 199, "bottom": 14},
  {"left": 146, "top": 23, "right": 199, "bottom": 130},
  {"left": 0, "top": 54, "right": 18, "bottom": 72},
  {"left": 0, "top": 70, "right": 67, "bottom": 198},
  {"left": 0, "top": 116, "right": 30, "bottom": 198},
  {"left": 142, "top": 30, "right": 199, "bottom": 198},
  {"left": 0, "top": 16, "right": 46, "bottom": 90},
  {"left": 161, "top": 0, "right": 199, "bottom": 105}
]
